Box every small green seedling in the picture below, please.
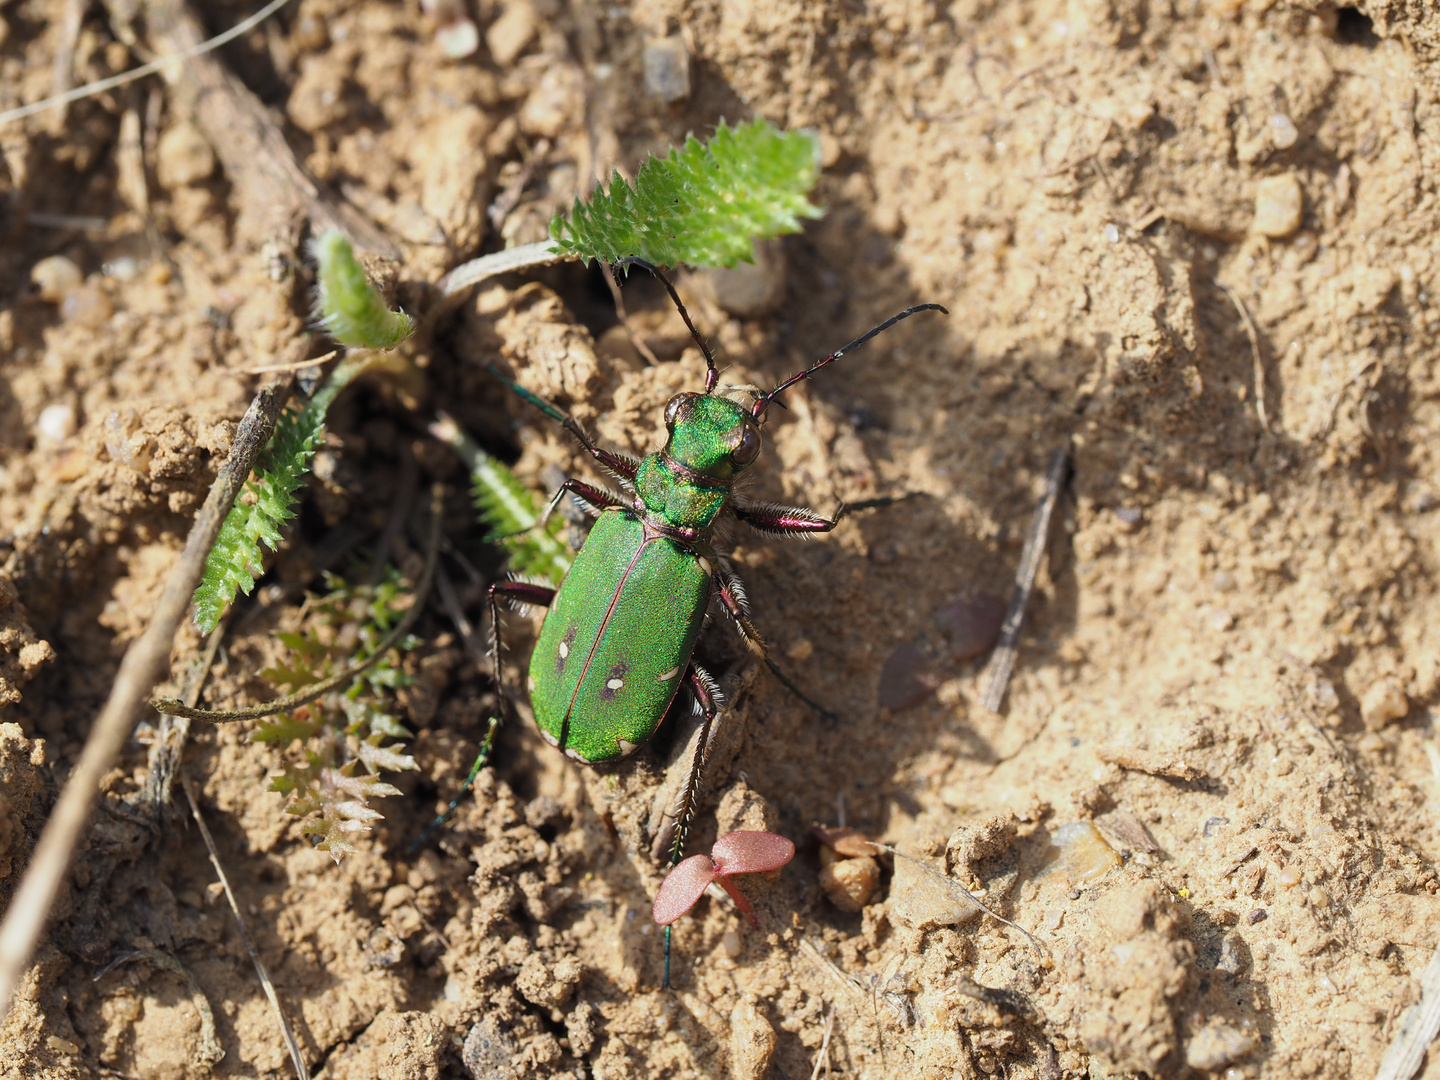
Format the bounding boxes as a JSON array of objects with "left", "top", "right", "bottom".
[{"left": 652, "top": 831, "right": 795, "bottom": 927}]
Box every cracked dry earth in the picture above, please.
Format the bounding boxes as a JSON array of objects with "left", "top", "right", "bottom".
[{"left": 4, "top": 0, "right": 1440, "bottom": 1077}]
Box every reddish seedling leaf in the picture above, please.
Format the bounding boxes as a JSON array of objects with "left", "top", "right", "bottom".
[
  {"left": 711, "top": 830, "right": 795, "bottom": 874},
  {"left": 652, "top": 831, "right": 796, "bottom": 927},
  {"left": 652, "top": 854, "right": 717, "bottom": 926}
]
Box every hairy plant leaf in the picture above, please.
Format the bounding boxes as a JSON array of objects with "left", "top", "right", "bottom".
[
  {"left": 549, "top": 118, "right": 823, "bottom": 268},
  {"left": 311, "top": 230, "right": 414, "bottom": 349},
  {"left": 191, "top": 357, "right": 367, "bottom": 633}
]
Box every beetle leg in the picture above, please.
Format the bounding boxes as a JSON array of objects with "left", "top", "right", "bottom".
[
  {"left": 539, "top": 477, "right": 631, "bottom": 528},
  {"left": 714, "top": 567, "right": 768, "bottom": 655},
  {"left": 409, "top": 579, "right": 555, "bottom": 852},
  {"left": 660, "top": 663, "right": 724, "bottom": 866},
  {"left": 733, "top": 499, "right": 845, "bottom": 538}
]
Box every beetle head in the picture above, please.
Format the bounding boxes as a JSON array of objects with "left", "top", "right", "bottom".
[{"left": 663, "top": 391, "right": 762, "bottom": 483}]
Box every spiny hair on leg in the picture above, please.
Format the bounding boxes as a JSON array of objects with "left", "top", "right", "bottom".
[
  {"left": 691, "top": 667, "right": 725, "bottom": 713},
  {"left": 739, "top": 500, "right": 831, "bottom": 539},
  {"left": 718, "top": 560, "right": 752, "bottom": 613},
  {"left": 502, "top": 574, "right": 553, "bottom": 615}
]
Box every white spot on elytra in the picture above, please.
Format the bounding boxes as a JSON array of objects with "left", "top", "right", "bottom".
[
  {"left": 558, "top": 641, "right": 569, "bottom": 659},
  {"left": 658, "top": 666, "right": 680, "bottom": 682},
  {"left": 617, "top": 739, "right": 637, "bottom": 755},
  {"left": 606, "top": 677, "right": 625, "bottom": 691},
  {"left": 540, "top": 729, "right": 559, "bottom": 747},
  {"left": 697, "top": 556, "right": 713, "bottom": 575},
  {"left": 527, "top": 675, "right": 536, "bottom": 691},
  {"left": 564, "top": 747, "right": 589, "bottom": 763}
]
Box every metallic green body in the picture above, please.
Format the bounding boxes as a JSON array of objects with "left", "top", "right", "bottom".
[
  {"left": 526, "top": 393, "right": 759, "bottom": 764},
  {"left": 529, "top": 511, "right": 712, "bottom": 762}
]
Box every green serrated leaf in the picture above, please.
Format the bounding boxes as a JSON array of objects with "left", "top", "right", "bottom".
[
  {"left": 191, "top": 357, "right": 369, "bottom": 634},
  {"left": 548, "top": 118, "right": 823, "bottom": 269}
]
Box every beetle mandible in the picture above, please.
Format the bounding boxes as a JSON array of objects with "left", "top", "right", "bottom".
[{"left": 422, "top": 259, "right": 945, "bottom": 876}]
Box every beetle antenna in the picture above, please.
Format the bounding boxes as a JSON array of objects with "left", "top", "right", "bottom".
[
  {"left": 614, "top": 257, "right": 721, "bottom": 394},
  {"left": 753, "top": 303, "right": 948, "bottom": 420}
]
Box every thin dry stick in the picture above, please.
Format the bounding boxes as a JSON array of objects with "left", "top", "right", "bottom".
[
  {"left": 1216, "top": 281, "right": 1270, "bottom": 433},
  {"left": 0, "top": 372, "right": 295, "bottom": 1022},
  {"left": 153, "top": 484, "right": 443, "bottom": 723},
  {"left": 810, "top": 1005, "right": 836, "bottom": 1080},
  {"left": 0, "top": 0, "right": 294, "bottom": 126},
  {"left": 241, "top": 349, "right": 338, "bottom": 376},
  {"left": 979, "top": 446, "right": 1070, "bottom": 712},
  {"left": 182, "top": 774, "right": 311, "bottom": 1080}
]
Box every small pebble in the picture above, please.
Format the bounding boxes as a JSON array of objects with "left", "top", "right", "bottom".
[
  {"left": 1051, "top": 820, "right": 1121, "bottom": 883},
  {"left": 1114, "top": 505, "right": 1143, "bottom": 528},
  {"left": 877, "top": 640, "right": 937, "bottom": 710},
  {"left": 729, "top": 999, "right": 776, "bottom": 1080},
  {"left": 463, "top": 1016, "right": 519, "bottom": 1080},
  {"left": 722, "top": 928, "right": 742, "bottom": 958},
  {"left": 1103, "top": 223, "right": 1121, "bottom": 243},
  {"left": 104, "top": 410, "right": 153, "bottom": 473},
  {"left": 1246, "top": 907, "right": 1267, "bottom": 924},
  {"left": 1253, "top": 174, "right": 1303, "bottom": 238},
  {"left": 61, "top": 284, "right": 113, "bottom": 328},
  {"left": 156, "top": 121, "right": 216, "bottom": 189},
  {"left": 869, "top": 543, "right": 898, "bottom": 565},
  {"left": 485, "top": 0, "right": 537, "bottom": 68},
  {"left": 1217, "top": 934, "right": 1244, "bottom": 974},
  {"left": 643, "top": 36, "right": 691, "bottom": 103},
  {"left": 31, "top": 255, "right": 82, "bottom": 302},
  {"left": 1360, "top": 678, "right": 1408, "bottom": 730},
  {"left": 1276, "top": 865, "right": 1302, "bottom": 888},
  {"left": 36, "top": 404, "right": 76, "bottom": 447},
  {"left": 889, "top": 853, "right": 974, "bottom": 929},
  {"left": 703, "top": 239, "right": 786, "bottom": 317},
  {"left": 436, "top": 18, "right": 480, "bottom": 57},
  {"left": 787, "top": 636, "right": 814, "bottom": 662},
  {"left": 1269, "top": 113, "right": 1299, "bottom": 149},
  {"left": 1186, "top": 1019, "right": 1257, "bottom": 1071},
  {"left": 102, "top": 256, "right": 141, "bottom": 281},
  {"left": 1212, "top": 570, "right": 1236, "bottom": 592},
  {"left": 819, "top": 855, "right": 880, "bottom": 913}
]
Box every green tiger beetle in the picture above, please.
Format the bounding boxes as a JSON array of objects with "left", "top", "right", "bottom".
[{"left": 418, "top": 259, "right": 945, "bottom": 985}]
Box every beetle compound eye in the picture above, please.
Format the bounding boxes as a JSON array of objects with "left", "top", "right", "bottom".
[
  {"left": 732, "top": 424, "right": 761, "bottom": 465},
  {"left": 664, "top": 394, "right": 689, "bottom": 429}
]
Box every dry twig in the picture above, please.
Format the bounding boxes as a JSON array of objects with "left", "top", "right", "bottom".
[
  {"left": 979, "top": 446, "right": 1070, "bottom": 712},
  {"left": 1216, "top": 281, "right": 1271, "bottom": 433},
  {"left": 0, "top": 371, "right": 296, "bottom": 1021}
]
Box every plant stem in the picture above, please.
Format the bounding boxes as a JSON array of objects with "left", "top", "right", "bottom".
[{"left": 436, "top": 240, "right": 571, "bottom": 297}]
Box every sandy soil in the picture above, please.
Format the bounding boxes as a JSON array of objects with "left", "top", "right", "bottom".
[{"left": 3, "top": 0, "right": 1440, "bottom": 1077}]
